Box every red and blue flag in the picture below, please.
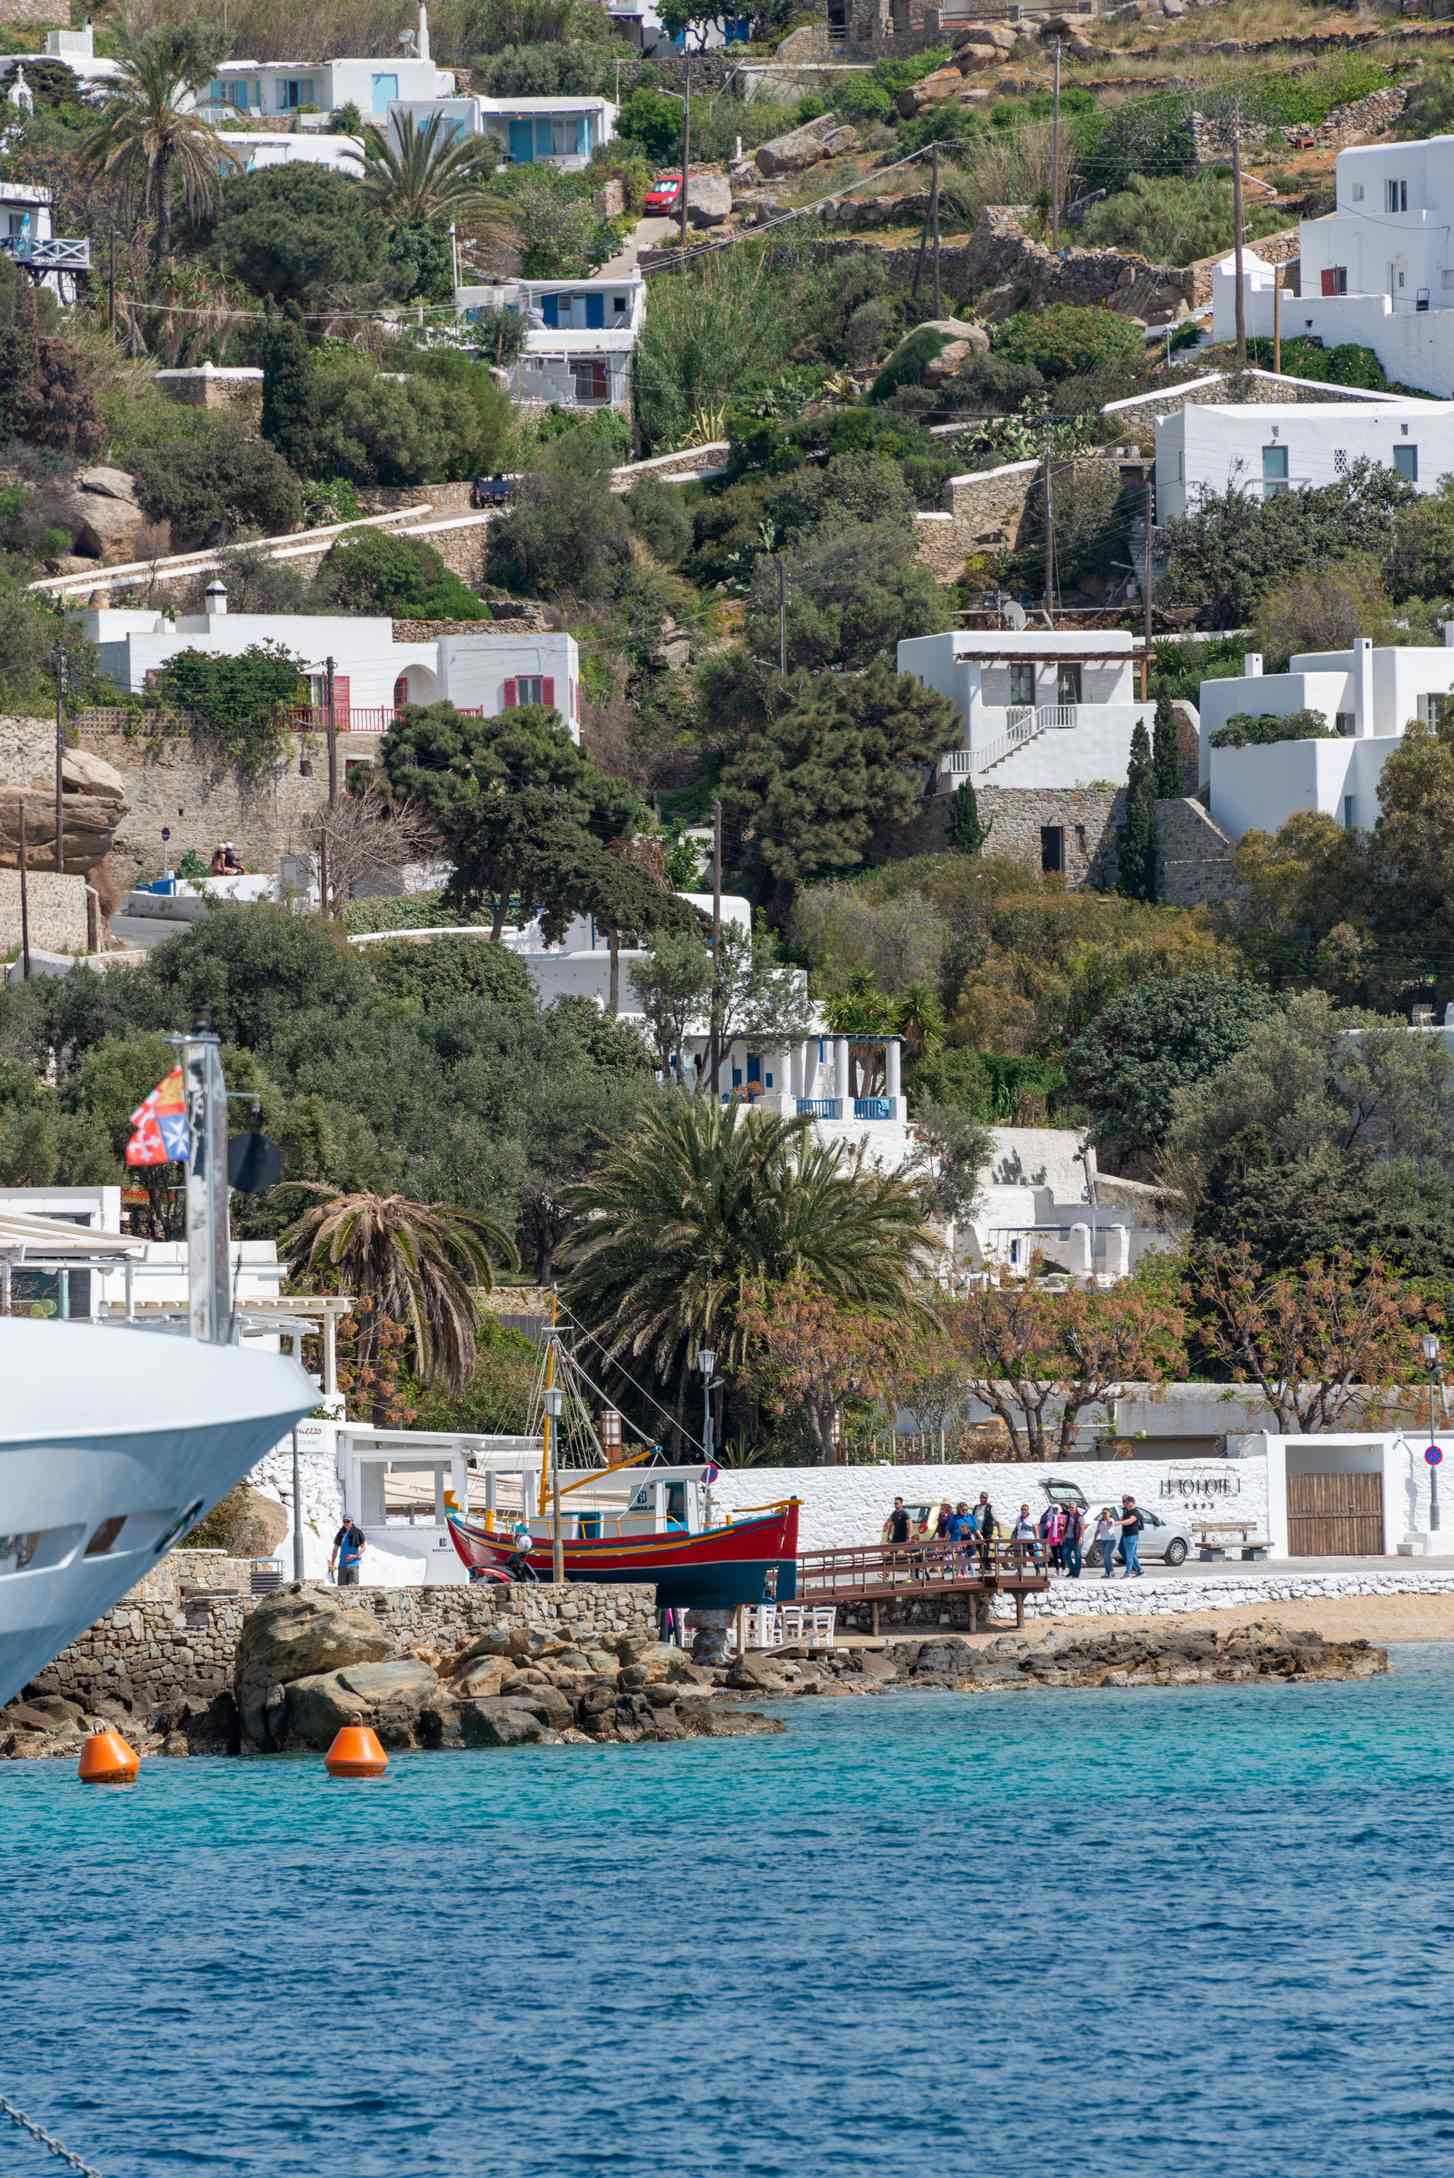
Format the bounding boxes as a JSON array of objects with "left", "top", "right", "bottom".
[{"left": 125, "top": 1067, "right": 189, "bottom": 1168}]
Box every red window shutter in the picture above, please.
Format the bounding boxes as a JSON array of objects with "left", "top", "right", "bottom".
[
  {"left": 393, "top": 675, "right": 409, "bottom": 710},
  {"left": 331, "top": 674, "right": 350, "bottom": 726},
  {"left": 1321, "top": 268, "right": 1342, "bottom": 297},
  {"left": 542, "top": 676, "right": 556, "bottom": 709},
  {"left": 502, "top": 678, "right": 517, "bottom": 708}
]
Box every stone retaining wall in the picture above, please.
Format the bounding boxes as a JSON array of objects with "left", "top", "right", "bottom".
[
  {"left": 27, "top": 1565, "right": 657, "bottom": 1717},
  {"left": 0, "top": 868, "right": 90, "bottom": 955},
  {"left": 1020, "top": 1567, "right": 1454, "bottom": 1625},
  {"left": 1156, "top": 793, "right": 1241, "bottom": 909}
]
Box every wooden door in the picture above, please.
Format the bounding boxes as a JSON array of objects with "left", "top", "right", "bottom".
[{"left": 1286, "top": 1470, "right": 1383, "bottom": 1556}]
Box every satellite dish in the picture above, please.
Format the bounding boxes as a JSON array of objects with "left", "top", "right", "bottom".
[{"left": 1001, "top": 598, "right": 1028, "bottom": 631}]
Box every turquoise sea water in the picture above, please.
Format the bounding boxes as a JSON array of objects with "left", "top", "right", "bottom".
[{"left": 4, "top": 1648, "right": 1454, "bottom": 2178}]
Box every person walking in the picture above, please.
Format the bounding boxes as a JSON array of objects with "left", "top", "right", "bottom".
[
  {"left": 1119, "top": 1494, "right": 1145, "bottom": 1578},
  {"left": 1062, "top": 1500, "right": 1085, "bottom": 1580},
  {"left": 1010, "top": 1504, "right": 1042, "bottom": 1570},
  {"left": 1093, "top": 1506, "right": 1119, "bottom": 1578},
  {"left": 329, "top": 1514, "right": 365, "bottom": 1588},
  {"left": 975, "top": 1492, "right": 996, "bottom": 1572},
  {"left": 1039, "top": 1502, "right": 1065, "bottom": 1574}
]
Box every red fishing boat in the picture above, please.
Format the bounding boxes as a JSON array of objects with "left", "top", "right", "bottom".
[{"left": 446, "top": 1463, "right": 799, "bottom": 1610}]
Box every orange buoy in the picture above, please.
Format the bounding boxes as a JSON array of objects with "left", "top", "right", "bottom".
[
  {"left": 78, "top": 1728, "right": 140, "bottom": 1785},
  {"left": 324, "top": 1724, "right": 388, "bottom": 1778}
]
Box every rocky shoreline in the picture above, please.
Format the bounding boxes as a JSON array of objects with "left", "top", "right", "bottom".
[{"left": 0, "top": 1587, "right": 1387, "bottom": 1763}]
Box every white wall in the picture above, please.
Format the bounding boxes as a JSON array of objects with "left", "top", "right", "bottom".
[
  {"left": 217, "top": 131, "right": 364, "bottom": 174},
  {"left": 1198, "top": 667, "right": 1352, "bottom": 784},
  {"left": 1259, "top": 1430, "right": 1453, "bottom": 1558},
  {"left": 983, "top": 706, "right": 1148, "bottom": 788},
  {"left": 712, "top": 1455, "right": 1268, "bottom": 1555},
  {"left": 1156, "top": 403, "right": 1454, "bottom": 523}
]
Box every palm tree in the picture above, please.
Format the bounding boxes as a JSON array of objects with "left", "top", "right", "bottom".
[
  {"left": 275, "top": 1185, "right": 515, "bottom": 1398},
  {"left": 559, "top": 1099, "right": 931, "bottom": 1445},
  {"left": 80, "top": 28, "right": 231, "bottom": 274},
  {"left": 359, "top": 113, "right": 514, "bottom": 228}
]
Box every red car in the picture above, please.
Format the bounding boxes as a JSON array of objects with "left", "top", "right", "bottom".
[{"left": 644, "top": 172, "right": 682, "bottom": 213}]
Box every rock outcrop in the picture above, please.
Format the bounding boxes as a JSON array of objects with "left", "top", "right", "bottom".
[
  {"left": 0, "top": 750, "right": 128, "bottom": 877},
  {"left": 755, "top": 115, "right": 858, "bottom": 178},
  {"left": 59, "top": 466, "right": 168, "bottom": 564},
  {"left": 233, "top": 1584, "right": 397, "bottom": 1749}
]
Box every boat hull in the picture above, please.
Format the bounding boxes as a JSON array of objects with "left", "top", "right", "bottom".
[
  {"left": 0, "top": 1322, "right": 316, "bottom": 1707},
  {"left": 447, "top": 1502, "right": 800, "bottom": 1610}
]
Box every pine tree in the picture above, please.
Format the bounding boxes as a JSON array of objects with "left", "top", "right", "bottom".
[
  {"left": 1118, "top": 719, "right": 1158, "bottom": 902},
  {"left": 948, "top": 777, "right": 992, "bottom": 856},
  {"left": 1152, "top": 689, "right": 1183, "bottom": 801}
]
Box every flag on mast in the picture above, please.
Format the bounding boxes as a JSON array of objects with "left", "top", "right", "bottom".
[{"left": 125, "top": 1067, "right": 189, "bottom": 1167}]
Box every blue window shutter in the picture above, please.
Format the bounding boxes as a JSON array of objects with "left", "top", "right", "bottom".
[
  {"left": 586, "top": 293, "right": 605, "bottom": 330},
  {"left": 746, "top": 1054, "right": 761, "bottom": 1084},
  {"left": 541, "top": 293, "right": 559, "bottom": 328},
  {"left": 577, "top": 113, "right": 589, "bottom": 155}
]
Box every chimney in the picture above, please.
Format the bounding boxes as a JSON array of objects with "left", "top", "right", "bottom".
[
  {"left": 1354, "top": 634, "right": 1373, "bottom": 736},
  {"left": 1242, "top": 651, "right": 1262, "bottom": 678},
  {"left": 204, "top": 578, "right": 228, "bottom": 616},
  {"left": 1443, "top": 621, "right": 1454, "bottom": 649},
  {"left": 417, "top": 1, "right": 431, "bottom": 61}
]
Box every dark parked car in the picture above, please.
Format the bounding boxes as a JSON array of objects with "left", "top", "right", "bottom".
[{"left": 470, "top": 473, "right": 514, "bottom": 509}]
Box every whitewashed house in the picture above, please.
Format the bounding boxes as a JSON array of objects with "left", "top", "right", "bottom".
[
  {"left": 957, "top": 1129, "right": 1172, "bottom": 1284},
  {"left": 73, "top": 593, "right": 583, "bottom": 742},
  {"left": 0, "top": 25, "right": 124, "bottom": 101},
  {"left": 392, "top": 92, "right": 615, "bottom": 169},
  {"left": 0, "top": 177, "right": 89, "bottom": 301},
  {"left": 456, "top": 273, "right": 645, "bottom": 412},
  {"left": 1198, "top": 631, "right": 1454, "bottom": 841},
  {"left": 1213, "top": 137, "right": 1454, "bottom": 397},
  {"left": 896, "top": 629, "right": 1153, "bottom": 792},
  {"left": 201, "top": 4, "right": 453, "bottom": 121},
  {"left": 1155, "top": 399, "right": 1454, "bottom": 523}
]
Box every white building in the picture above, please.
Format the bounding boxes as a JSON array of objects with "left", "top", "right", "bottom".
[
  {"left": 1198, "top": 631, "right": 1454, "bottom": 841},
  {"left": 0, "top": 25, "right": 124, "bottom": 100},
  {"left": 1212, "top": 138, "right": 1454, "bottom": 397},
  {"left": 896, "top": 630, "right": 1154, "bottom": 790},
  {"left": 72, "top": 594, "right": 583, "bottom": 742},
  {"left": 456, "top": 273, "right": 645, "bottom": 412},
  {"left": 392, "top": 92, "right": 615, "bottom": 170},
  {"left": 216, "top": 131, "right": 365, "bottom": 177},
  {"left": 0, "top": 177, "right": 88, "bottom": 301},
  {"left": 201, "top": 4, "right": 453, "bottom": 121},
  {"left": 0, "top": 1187, "right": 283, "bottom": 1318},
  {"left": 960, "top": 1128, "right": 1172, "bottom": 1284},
  {"left": 1155, "top": 399, "right": 1454, "bottom": 523}
]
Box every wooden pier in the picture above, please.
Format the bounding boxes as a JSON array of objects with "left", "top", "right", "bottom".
[{"left": 795, "top": 1539, "right": 1051, "bottom": 1632}]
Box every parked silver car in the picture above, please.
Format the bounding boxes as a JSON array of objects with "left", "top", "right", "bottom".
[{"left": 1042, "top": 1481, "right": 1192, "bottom": 1568}]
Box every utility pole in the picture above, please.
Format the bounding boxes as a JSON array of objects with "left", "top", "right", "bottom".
[
  {"left": 776, "top": 554, "right": 787, "bottom": 677},
  {"left": 708, "top": 798, "right": 722, "bottom": 1098},
  {"left": 1272, "top": 260, "right": 1282, "bottom": 376},
  {"left": 107, "top": 228, "right": 116, "bottom": 335},
  {"left": 1142, "top": 469, "right": 1154, "bottom": 681},
  {"left": 18, "top": 801, "right": 31, "bottom": 983},
  {"left": 1042, "top": 443, "right": 1056, "bottom": 620},
  {"left": 1050, "top": 41, "right": 1062, "bottom": 255},
  {"left": 679, "top": 56, "right": 691, "bottom": 257},
  {"left": 320, "top": 654, "right": 338, "bottom": 918},
  {"left": 1232, "top": 120, "right": 1247, "bottom": 370},
  {"left": 50, "top": 644, "right": 66, "bottom": 878},
  {"left": 930, "top": 140, "right": 942, "bottom": 319}
]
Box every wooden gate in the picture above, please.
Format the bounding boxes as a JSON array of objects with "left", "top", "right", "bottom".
[{"left": 1286, "top": 1470, "right": 1384, "bottom": 1556}]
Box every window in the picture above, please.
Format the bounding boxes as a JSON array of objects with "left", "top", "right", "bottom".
[
  {"left": 1343, "top": 795, "right": 1357, "bottom": 832},
  {"left": 1417, "top": 692, "right": 1448, "bottom": 727},
  {"left": 84, "top": 1517, "right": 126, "bottom": 1558},
  {"left": 1008, "top": 661, "right": 1036, "bottom": 708},
  {"left": 1335, "top": 711, "right": 1355, "bottom": 737},
  {"left": 1175, "top": 450, "right": 1184, "bottom": 482},
  {"left": 1262, "top": 444, "right": 1289, "bottom": 499},
  {"left": 1443, "top": 269, "right": 1454, "bottom": 292},
  {"left": 1321, "top": 267, "right": 1348, "bottom": 296},
  {"left": 1333, "top": 448, "right": 1348, "bottom": 475},
  {"left": 280, "top": 78, "right": 317, "bottom": 108},
  {"left": 572, "top": 358, "right": 609, "bottom": 404},
  {"left": 1040, "top": 825, "right": 1065, "bottom": 875},
  {"left": 1056, "top": 663, "right": 1083, "bottom": 706},
  {"left": 1386, "top": 177, "right": 1409, "bottom": 213},
  {"left": 515, "top": 675, "right": 546, "bottom": 706},
  {"left": 1352, "top": 183, "right": 1364, "bottom": 202},
  {"left": 1394, "top": 443, "right": 1419, "bottom": 482},
  {"left": 369, "top": 72, "right": 399, "bottom": 114}
]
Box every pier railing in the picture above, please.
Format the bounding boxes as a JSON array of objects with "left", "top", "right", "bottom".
[{"left": 796, "top": 1537, "right": 1049, "bottom": 1600}]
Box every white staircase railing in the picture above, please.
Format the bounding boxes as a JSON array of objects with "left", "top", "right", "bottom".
[{"left": 941, "top": 702, "right": 1145, "bottom": 779}]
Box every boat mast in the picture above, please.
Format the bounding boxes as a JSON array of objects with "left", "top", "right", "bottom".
[{"left": 176, "top": 1028, "right": 232, "bottom": 1345}]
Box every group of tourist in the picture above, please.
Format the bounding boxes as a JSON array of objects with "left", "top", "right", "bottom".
[{"left": 885, "top": 1494, "right": 1146, "bottom": 1580}]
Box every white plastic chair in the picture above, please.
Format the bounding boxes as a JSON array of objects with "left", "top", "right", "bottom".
[{"left": 809, "top": 1606, "right": 837, "bottom": 1647}]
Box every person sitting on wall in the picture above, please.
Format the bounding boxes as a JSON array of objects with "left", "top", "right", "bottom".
[{"left": 220, "top": 841, "right": 247, "bottom": 875}]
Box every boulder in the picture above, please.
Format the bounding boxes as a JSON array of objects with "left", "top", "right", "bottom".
[
  {"left": 754, "top": 114, "right": 843, "bottom": 178},
  {"left": 0, "top": 785, "right": 128, "bottom": 876},
  {"left": 60, "top": 467, "right": 167, "bottom": 563},
  {"left": 234, "top": 1584, "right": 396, "bottom": 1749},
  {"left": 954, "top": 21, "right": 1017, "bottom": 55},
  {"left": 76, "top": 465, "right": 141, "bottom": 503},
  {"left": 457, "top": 1697, "right": 550, "bottom": 1748},
  {"left": 897, "top": 67, "right": 966, "bottom": 117},
  {"left": 57, "top": 749, "right": 127, "bottom": 804},
  {"left": 281, "top": 1659, "right": 439, "bottom": 1750},
  {"left": 453, "top": 1657, "right": 510, "bottom": 1700},
  {"left": 686, "top": 167, "right": 733, "bottom": 229}
]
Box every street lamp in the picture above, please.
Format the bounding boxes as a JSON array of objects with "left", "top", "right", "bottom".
[
  {"left": 1423, "top": 1333, "right": 1442, "bottom": 1536},
  {"left": 543, "top": 1385, "right": 565, "bottom": 1583},
  {"left": 698, "top": 1348, "right": 716, "bottom": 1467}
]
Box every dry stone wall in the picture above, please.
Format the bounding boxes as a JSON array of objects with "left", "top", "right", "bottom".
[
  {"left": 0, "top": 869, "right": 89, "bottom": 954},
  {"left": 1156, "top": 794, "right": 1242, "bottom": 909}
]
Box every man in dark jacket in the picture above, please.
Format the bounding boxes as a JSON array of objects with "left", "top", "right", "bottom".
[{"left": 1062, "top": 1502, "right": 1085, "bottom": 1580}]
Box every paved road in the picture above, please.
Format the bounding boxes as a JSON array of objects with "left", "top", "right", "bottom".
[{"left": 109, "top": 913, "right": 182, "bottom": 952}]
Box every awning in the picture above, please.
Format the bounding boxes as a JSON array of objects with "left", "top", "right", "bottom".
[{"left": 0, "top": 1210, "right": 144, "bottom": 1258}]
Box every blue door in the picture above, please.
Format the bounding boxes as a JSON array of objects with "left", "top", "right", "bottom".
[
  {"left": 508, "top": 117, "right": 532, "bottom": 163},
  {"left": 370, "top": 72, "right": 399, "bottom": 113},
  {"left": 585, "top": 293, "right": 605, "bottom": 330},
  {"left": 540, "top": 293, "right": 559, "bottom": 328}
]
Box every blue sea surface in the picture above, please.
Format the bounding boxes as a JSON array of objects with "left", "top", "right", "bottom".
[{"left": 4, "top": 1646, "right": 1454, "bottom": 2178}]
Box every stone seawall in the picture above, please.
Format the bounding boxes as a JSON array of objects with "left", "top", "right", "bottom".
[
  {"left": 25, "top": 1556, "right": 657, "bottom": 1719},
  {"left": 1020, "top": 1567, "right": 1454, "bottom": 1627}
]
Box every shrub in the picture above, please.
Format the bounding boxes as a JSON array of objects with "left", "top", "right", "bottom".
[
  {"left": 1209, "top": 707, "right": 1335, "bottom": 750},
  {"left": 487, "top": 431, "right": 631, "bottom": 599},
  {"left": 1244, "top": 336, "right": 1388, "bottom": 391},
  {"left": 259, "top": 328, "right": 511, "bottom": 488},
  {"left": 112, "top": 397, "right": 304, "bottom": 549},
  {"left": 868, "top": 326, "right": 951, "bottom": 404},
  {"left": 1080, "top": 172, "right": 1272, "bottom": 267},
  {"left": 361, "top": 935, "right": 537, "bottom": 1011},
  {"left": 992, "top": 304, "right": 1143, "bottom": 383},
  {"left": 208, "top": 165, "right": 394, "bottom": 304},
  {"left": 615, "top": 85, "right": 682, "bottom": 165},
  {"left": 151, "top": 643, "right": 306, "bottom": 783},
  {"left": 317, "top": 529, "right": 490, "bottom": 618},
  {"left": 625, "top": 474, "right": 692, "bottom": 566}
]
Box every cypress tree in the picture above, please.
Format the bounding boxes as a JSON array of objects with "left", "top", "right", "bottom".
[
  {"left": 1119, "top": 719, "right": 1158, "bottom": 902},
  {"left": 948, "top": 777, "right": 992, "bottom": 856},
  {"left": 1152, "top": 689, "right": 1183, "bottom": 800}
]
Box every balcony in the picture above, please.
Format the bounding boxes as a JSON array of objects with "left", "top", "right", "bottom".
[
  {"left": 796, "top": 1096, "right": 842, "bottom": 1119},
  {"left": 0, "top": 234, "right": 90, "bottom": 275},
  {"left": 288, "top": 704, "right": 484, "bottom": 735}
]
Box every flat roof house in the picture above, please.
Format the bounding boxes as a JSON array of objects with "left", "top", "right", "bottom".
[
  {"left": 392, "top": 92, "right": 615, "bottom": 169},
  {"left": 897, "top": 629, "right": 1153, "bottom": 789},
  {"left": 457, "top": 274, "right": 645, "bottom": 412},
  {"left": 1156, "top": 400, "right": 1454, "bottom": 523},
  {"left": 202, "top": 4, "right": 453, "bottom": 120}
]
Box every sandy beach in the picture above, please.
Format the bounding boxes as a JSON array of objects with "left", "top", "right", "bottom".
[{"left": 1019, "top": 1592, "right": 1454, "bottom": 1646}]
